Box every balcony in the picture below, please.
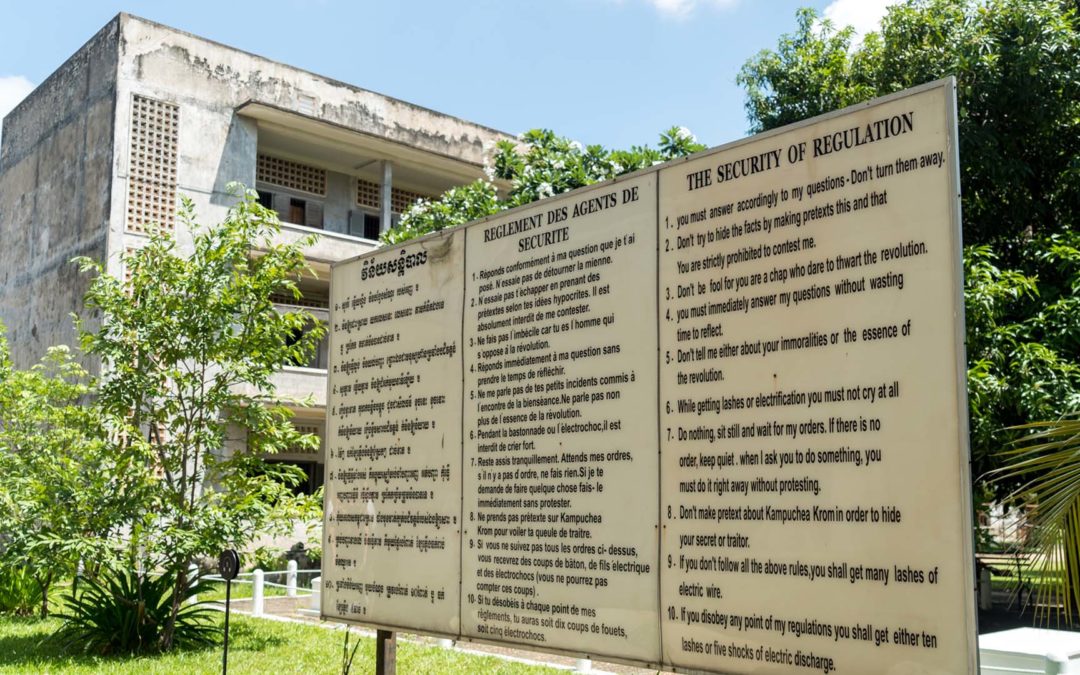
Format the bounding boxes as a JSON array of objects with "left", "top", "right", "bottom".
[
  {"left": 271, "top": 222, "right": 376, "bottom": 268},
  {"left": 237, "top": 365, "right": 327, "bottom": 411},
  {"left": 270, "top": 366, "right": 327, "bottom": 409}
]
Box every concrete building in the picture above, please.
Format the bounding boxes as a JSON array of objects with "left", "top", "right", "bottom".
[{"left": 0, "top": 13, "right": 512, "bottom": 500}]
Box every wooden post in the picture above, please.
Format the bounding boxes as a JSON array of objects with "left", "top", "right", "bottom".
[{"left": 375, "top": 629, "right": 396, "bottom": 675}]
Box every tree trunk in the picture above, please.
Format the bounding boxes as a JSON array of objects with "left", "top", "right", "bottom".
[
  {"left": 159, "top": 560, "right": 190, "bottom": 651},
  {"left": 37, "top": 572, "right": 52, "bottom": 619}
]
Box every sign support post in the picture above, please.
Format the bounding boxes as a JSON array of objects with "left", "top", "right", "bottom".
[
  {"left": 218, "top": 549, "right": 240, "bottom": 675},
  {"left": 376, "top": 630, "right": 396, "bottom": 675}
]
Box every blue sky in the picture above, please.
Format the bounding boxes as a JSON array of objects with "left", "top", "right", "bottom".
[{"left": 0, "top": 0, "right": 893, "bottom": 150}]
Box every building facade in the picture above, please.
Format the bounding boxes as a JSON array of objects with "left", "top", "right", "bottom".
[{"left": 0, "top": 13, "right": 513, "bottom": 498}]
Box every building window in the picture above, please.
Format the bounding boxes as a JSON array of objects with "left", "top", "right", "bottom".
[
  {"left": 350, "top": 210, "right": 383, "bottom": 240},
  {"left": 247, "top": 423, "right": 323, "bottom": 495},
  {"left": 127, "top": 95, "right": 179, "bottom": 233},
  {"left": 354, "top": 175, "right": 422, "bottom": 240},
  {"left": 123, "top": 247, "right": 140, "bottom": 284},
  {"left": 289, "top": 198, "right": 306, "bottom": 225},
  {"left": 256, "top": 188, "right": 324, "bottom": 229},
  {"left": 284, "top": 322, "right": 328, "bottom": 369},
  {"left": 266, "top": 460, "right": 324, "bottom": 496}
]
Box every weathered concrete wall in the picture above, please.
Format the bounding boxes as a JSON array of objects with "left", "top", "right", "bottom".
[
  {"left": 324, "top": 170, "right": 353, "bottom": 236},
  {"left": 110, "top": 14, "right": 513, "bottom": 246},
  {"left": 0, "top": 11, "right": 514, "bottom": 371},
  {"left": 0, "top": 18, "right": 120, "bottom": 369},
  {"left": 117, "top": 14, "right": 505, "bottom": 166}
]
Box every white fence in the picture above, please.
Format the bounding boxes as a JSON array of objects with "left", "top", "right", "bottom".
[{"left": 201, "top": 560, "right": 319, "bottom": 617}]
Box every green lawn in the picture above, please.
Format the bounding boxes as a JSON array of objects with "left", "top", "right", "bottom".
[
  {"left": 0, "top": 613, "right": 562, "bottom": 674},
  {"left": 991, "top": 570, "right": 1057, "bottom": 599}
]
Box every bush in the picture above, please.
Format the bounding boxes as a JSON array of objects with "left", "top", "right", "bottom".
[
  {"left": 55, "top": 568, "right": 217, "bottom": 654},
  {"left": 0, "top": 566, "right": 44, "bottom": 617},
  {"left": 305, "top": 543, "right": 321, "bottom": 568},
  {"left": 246, "top": 546, "right": 284, "bottom": 572}
]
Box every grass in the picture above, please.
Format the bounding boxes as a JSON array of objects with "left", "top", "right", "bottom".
[
  {"left": 0, "top": 613, "right": 562, "bottom": 674},
  {"left": 991, "top": 569, "right": 1060, "bottom": 600}
]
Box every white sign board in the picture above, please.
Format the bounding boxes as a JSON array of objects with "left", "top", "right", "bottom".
[
  {"left": 322, "top": 79, "right": 976, "bottom": 674},
  {"left": 323, "top": 231, "right": 465, "bottom": 635},
  {"left": 459, "top": 172, "right": 659, "bottom": 660}
]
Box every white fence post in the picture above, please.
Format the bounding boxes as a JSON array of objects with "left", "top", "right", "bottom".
[
  {"left": 979, "top": 566, "right": 993, "bottom": 610},
  {"left": 310, "top": 577, "right": 321, "bottom": 612},
  {"left": 252, "top": 569, "right": 265, "bottom": 617},
  {"left": 287, "top": 560, "right": 298, "bottom": 597},
  {"left": 575, "top": 657, "right": 592, "bottom": 673}
]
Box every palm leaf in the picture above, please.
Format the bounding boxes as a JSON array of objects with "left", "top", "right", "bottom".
[
  {"left": 54, "top": 567, "right": 218, "bottom": 654},
  {"left": 993, "top": 416, "right": 1080, "bottom": 624}
]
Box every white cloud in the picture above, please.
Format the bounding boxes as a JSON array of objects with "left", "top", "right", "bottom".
[
  {"left": 0, "top": 75, "right": 34, "bottom": 146},
  {"left": 822, "top": 0, "right": 896, "bottom": 40},
  {"left": 644, "top": 0, "right": 738, "bottom": 19}
]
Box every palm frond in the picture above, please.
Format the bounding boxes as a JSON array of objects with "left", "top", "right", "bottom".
[{"left": 993, "top": 417, "right": 1080, "bottom": 624}]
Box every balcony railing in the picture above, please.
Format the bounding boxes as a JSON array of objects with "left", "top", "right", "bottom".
[{"left": 271, "top": 222, "right": 377, "bottom": 264}]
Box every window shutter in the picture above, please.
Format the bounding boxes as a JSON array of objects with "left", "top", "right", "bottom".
[
  {"left": 272, "top": 193, "right": 291, "bottom": 222},
  {"left": 348, "top": 211, "right": 363, "bottom": 237},
  {"left": 305, "top": 201, "right": 324, "bottom": 229}
]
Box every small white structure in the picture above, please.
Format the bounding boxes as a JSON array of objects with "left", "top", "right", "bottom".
[
  {"left": 980, "top": 628, "right": 1080, "bottom": 674},
  {"left": 309, "top": 577, "right": 321, "bottom": 613},
  {"left": 251, "top": 569, "right": 265, "bottom": 617},
  {"left": 286, "top": 559, "right": 298, "bottom": 597}
]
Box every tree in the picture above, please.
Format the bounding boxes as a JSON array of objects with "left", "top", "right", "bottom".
[
  {"left": 737, "top": 0, "right": 1080, "bottom": 493},
  {"left": 73, "top": 185, "right": 324, "bottom": 648},
  {"left": 740, "top": 0, "right": 1080, "bottom": 248},
  {"left": 965, "top": 237, "right": 1080, "bottom": 486},
  {"left": 737, "top": 8, "right": 879, "bottom": 134},
  {"left": 382, "top": 126, "right": 705, "bottom": 244},
  {"left": 0, "top": 326, "right": 137, "bottom": 617},
  {"left": 738, "top": 0, "right": 1080, "bottom": 622}
]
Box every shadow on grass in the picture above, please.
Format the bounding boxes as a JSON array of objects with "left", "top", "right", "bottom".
[
  {"left": 0, "top": 618, "right": 139, "bottom": 669},
  {"left": 226, "top": 619, "right": 288, "bottom": 651},
  {"left": 0, "top": 615, "right": 256, "bottom": 669},
  {"left": 0, "top": 620, "right": 59, "bottom": 668}
]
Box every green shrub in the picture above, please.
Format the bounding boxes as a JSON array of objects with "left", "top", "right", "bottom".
[
  {"left": 306, "top": 543, "right": 321, "bottom": 568},
  {"left": 0, "top": 566, "right": 44, "bottom": 616},
  {"left": 246, "top": 545, "right": 283, "bottom": 572},
  {"left": 55, "top": 568, "right": 217, "bottom": 654}
]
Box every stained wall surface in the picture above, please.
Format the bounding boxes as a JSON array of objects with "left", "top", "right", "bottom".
[{"left": 0, "top": 18, "right": 119, "bottom": 368}]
